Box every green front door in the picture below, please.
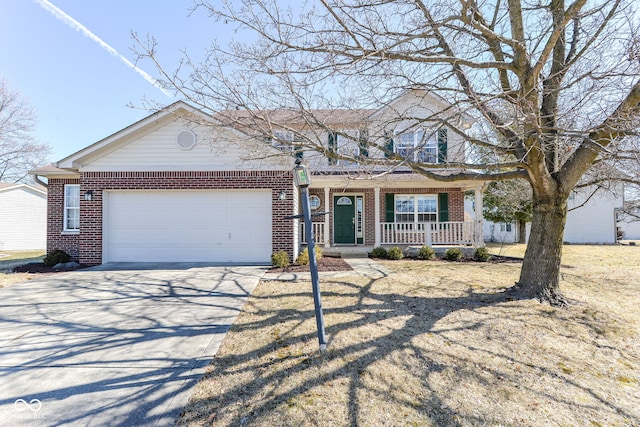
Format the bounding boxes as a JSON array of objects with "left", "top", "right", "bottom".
[{"left": 334, "top": 196, "right": 356, "bottom": 244}]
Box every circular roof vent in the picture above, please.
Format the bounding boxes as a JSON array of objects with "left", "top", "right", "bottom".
[{"left": 176, "top": 130, "right": 197, "bottom": 150}]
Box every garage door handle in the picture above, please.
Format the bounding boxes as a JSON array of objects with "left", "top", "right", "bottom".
[{"left": 229, "top": 233, "right": 231, "bottom": 239}]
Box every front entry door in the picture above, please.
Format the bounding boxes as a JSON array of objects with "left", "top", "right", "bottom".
[{"left": 334, "top": 196, "right": 356, "bottom": 244}]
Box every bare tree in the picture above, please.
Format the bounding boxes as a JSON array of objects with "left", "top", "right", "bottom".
[
  {"left": 0, "top": 80, "right": 51, "bottom": 183},
  {"left": 137, "top": 0, "right": 640, "bottom": 306}
]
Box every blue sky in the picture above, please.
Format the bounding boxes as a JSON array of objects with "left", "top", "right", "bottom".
[{"left": 0, "top": 0, "right": 219, "bottom": 162}]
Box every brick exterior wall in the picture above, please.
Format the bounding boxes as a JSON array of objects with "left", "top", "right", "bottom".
[
  {"left": 48, "top": 171, "right": 294, "bottom": 265},
  {"left": 47, "top": 178, "right": 81, "bottom": 260}
]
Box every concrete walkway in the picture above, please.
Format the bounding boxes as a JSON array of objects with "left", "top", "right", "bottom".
[
  {"left": 262, "top": 257, "right": 393, "bottom": 281},
  {"left": 0, "top": 264, "right": 265, "bottom": 426}
]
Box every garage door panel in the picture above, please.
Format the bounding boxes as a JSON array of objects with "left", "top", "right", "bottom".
[{"left": 105, "top": 190, "right": 272, "bottom": 263}]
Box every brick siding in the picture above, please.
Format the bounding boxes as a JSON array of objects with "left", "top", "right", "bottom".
[{"left": 48, "top": 171, "right": 294, "bottom": 265}]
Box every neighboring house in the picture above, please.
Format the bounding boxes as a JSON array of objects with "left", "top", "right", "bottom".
[
  {"left": 465, "top": 184, "right": 624, "bottom": 245},
  {"left": 0, "top": 183, "right": 47, "bottom": 251},
  {"left": 565, "top": 185, "right": 623, "bottom": 244},
  {"left": 617, "top": 200, "right": 640, "bottom": 240},
  {"left": 464, "top": 198, "right": 520, "bottom": 243},
  {"left": 31, "top": 90, "right": 486, "bottom": 265}
]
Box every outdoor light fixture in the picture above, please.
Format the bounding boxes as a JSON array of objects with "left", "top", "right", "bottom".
[
  {"left": 84, "top": 190, "right": 93, "bottom": 201},
  {"left": 279, "top": 190, "right": 287, "bottom": 200}
]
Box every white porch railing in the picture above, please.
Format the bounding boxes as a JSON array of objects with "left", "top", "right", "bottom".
[
  {"left": 300, "top": 222, "right": 327, "bottom": 245},
  {"left": 380, "top": 221, "right": 477, "bottom": 246}
]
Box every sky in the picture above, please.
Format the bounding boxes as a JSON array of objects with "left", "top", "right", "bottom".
[{"left": 0, "top": 0, "right": 222, "bottom": 162}]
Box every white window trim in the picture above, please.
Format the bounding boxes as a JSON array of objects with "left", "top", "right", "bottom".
[
  {"left": 394, "top": 129, "right": 438, "bottom": 163},
  {"left": 395, "top": 194, "right": 438, "bottom": 223},
  {"left": 330, "top": 130, "right": 366, "bottom": 165},
  {"left": 63, "top": 184, "right": 80, "bottom": 232},
  {"left": 271, "top": 130, "right": 304, "bottom": 153}
]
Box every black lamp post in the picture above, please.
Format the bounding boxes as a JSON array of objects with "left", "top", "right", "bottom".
[{"left": 293, "top": 159, "right": 327, "bottom": 352}]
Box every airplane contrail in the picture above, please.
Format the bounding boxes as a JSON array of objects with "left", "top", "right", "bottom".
[{"left": 34, "top": 0, "right": 173, "bottom": 98}]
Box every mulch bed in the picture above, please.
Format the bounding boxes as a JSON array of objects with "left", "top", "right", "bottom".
[
  {"left": 12, "top": 263, "right": 90, "bottom": 274},
  {"left": 268, "top": 256, "right": 353, "bottom": 273}
]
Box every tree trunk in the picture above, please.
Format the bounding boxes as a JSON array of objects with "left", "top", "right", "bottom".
[
  {"left": 518, "top": 220, "right": 527, "bottom": 243},
  {"left": 513, "top": 195, "right": 569, "bottom": 306}
]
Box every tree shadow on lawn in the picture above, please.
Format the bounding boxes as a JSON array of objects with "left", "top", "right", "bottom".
[
  {"left": 178, "top": 269, "right": 640, "bottom": 426},
  {"left": 0, "top": 266, "right": 261, "bottom": 426}
]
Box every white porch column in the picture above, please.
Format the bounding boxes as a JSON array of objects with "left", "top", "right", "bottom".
[
  {"left": 474, "top": 186, "right": 485, "bottom": 247},
  {"left": 374, "top": 187, "right": 381, "bottom": 247},
  {"left": 324, "top": 187, "right": 330, "bottom": 248}
]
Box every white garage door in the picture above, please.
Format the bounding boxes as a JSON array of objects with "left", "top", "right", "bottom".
[{"left": 104, "top": 190, "right": 272, "bottom": 263}]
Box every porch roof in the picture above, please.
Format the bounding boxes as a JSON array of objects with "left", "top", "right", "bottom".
[{"left": 308, "top": 170, "right": 485, "bottom": 191}]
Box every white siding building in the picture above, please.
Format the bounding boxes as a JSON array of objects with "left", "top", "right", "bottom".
[{"left": 0, "top": 183, "right": 47, "bottom": 250}]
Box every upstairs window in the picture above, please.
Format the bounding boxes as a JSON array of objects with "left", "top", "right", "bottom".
[
  {"left": 64, "top": 184, "right": 80, "bottom": 231},
  {"left": 328, "top": 130, "right": 368, "bottom": 165},
  {"left": 395, "top": 129, "right": 438, "bottom": 163},
  {"left": 269, "top": 131, "right": 303, "bottom": 158},
  {"left": 391, "top": 127, "right": 447, "bottom": 163}
]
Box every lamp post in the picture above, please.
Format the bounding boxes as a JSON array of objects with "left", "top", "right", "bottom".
[{"left": 293, "top": 159, "right": 327, "bottom": 352}]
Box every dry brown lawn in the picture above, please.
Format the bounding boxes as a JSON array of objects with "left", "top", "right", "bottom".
[
  {"left": 183, "top": 245, "right": 637, "bottom": 425},
  {"left": 0, "top": 250, "right": 45, "bottom": 288}
]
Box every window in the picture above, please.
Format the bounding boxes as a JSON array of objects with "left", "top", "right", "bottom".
[
  {"left": 395, "top": 195, "right": 437, "bottom": 222},
  {"left": 500, "top": 223, "right": 513, "bottom": 232},
  {"left": 309, "top": 195, "right": 321, "bottom": 210},
  {"left": 328, "top": 130, "right": 367, "bottom": 165},
  {"left": 64, "top": 184, "right": 80, "bottom": 231},
  {"left": 394, "top": 129, "right": 438, "bottom": 163},
  {"left": 269, "top": 131, "right": 303, "bottom": 158}
]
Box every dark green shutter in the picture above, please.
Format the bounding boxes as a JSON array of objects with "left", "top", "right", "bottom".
[
  {"left": 438, "top": 193, "right": 449, "bottom": 222},
  {"left": 437, "top": 128, "right": 448, "bottom": 163},
  {"left": 384, "top": 131, "right": 394, "bottom": 158},
  {"left": 359, "top": 130, "right": 369, "bottom": 158},
  {"left": 385, "top": 193, "right": 395, "bottom": 222},
  {"left": 328, "top": 132, "right": 337, "bottom": 165}
]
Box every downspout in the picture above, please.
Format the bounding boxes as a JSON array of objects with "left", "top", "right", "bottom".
[{"left": 33, "top": 174, "right": 48, "bottom": 188}]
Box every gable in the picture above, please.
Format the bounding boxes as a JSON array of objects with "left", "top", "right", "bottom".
[
  {"left": 55, "top": 102, "right": 292, "bottom": 173},
  {"left": 80, "top": 119, "right": 290, "bottom": 172}
]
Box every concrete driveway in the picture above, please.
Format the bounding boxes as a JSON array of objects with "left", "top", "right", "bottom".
[{"left": 0, "top": 263, "right": 265, "bottom": 426}]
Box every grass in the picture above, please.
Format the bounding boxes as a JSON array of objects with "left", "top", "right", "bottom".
[
  {"left": 178, "top": 244, "right": 640, "bottom": 426},
  {"left": 0, "top": 250, "right": 45, "bottom": 288}
]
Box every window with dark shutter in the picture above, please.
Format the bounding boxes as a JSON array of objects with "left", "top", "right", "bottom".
[
  {"left": 328, "top": 132, "right": 337, "bottom": 165},
  {"left": 438, "top": 193, "right": 449, "bottom": 222},
  {"left": 437, "top": 128, "right": 448, "bottom": 163}
]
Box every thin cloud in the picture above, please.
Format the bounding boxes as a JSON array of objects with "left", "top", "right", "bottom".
[{"left": 34, "top": 0, "right": 172, "bottom": 98}]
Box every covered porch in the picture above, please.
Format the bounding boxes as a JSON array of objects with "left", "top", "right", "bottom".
[
  {"left": 298, "top": 174, "right": 486, "bottom": 250},
  {"left": 302, "top": 220, "right": 479, "bottom": 247}
]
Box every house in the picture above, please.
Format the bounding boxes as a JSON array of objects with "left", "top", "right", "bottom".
[
  {"left": 565, "top": 185, "right": 624, "bottom": 244},
  {"left": 618, "top": 200, "right": 640, "bottom": 240},
  {"left": 466, "top": 184, "right": 625, "bottom": 245},
  {"left": 31, "top": 90, "right": 486, "bottom": 265},
  {"left": 0, "top": 183, "right": 47, "bottom": 251}
]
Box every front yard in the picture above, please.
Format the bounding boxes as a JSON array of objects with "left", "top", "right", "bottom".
[
  {"left": 0, "top": 250, "right": 45, "bottom": 288},
  {"left": 178, "top": 244, "right": 640, "bottom": 426}
]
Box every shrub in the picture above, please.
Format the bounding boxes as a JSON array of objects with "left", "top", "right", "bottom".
[
  {"left": 473, "top": 247, "right": 492, "bottom": 262},
  {"left": 271, "top": 250, "right": 290, "bottom": 268},
  {"left": 387, "top": 246, "right": 404, "bottom": 260},
  {"left": 296, "top": 249, "right": 310, "bottom": 265},
  {"left": 43, "top": 249, "right": 71, "bottom": 267},
  {"left": 443, "top": 247, "right": 463, "bottom": 261},
  {"left": 371, "top": 246, "right": 388, "bottom": 259},
  {"left": 296, "top": 246, "right": 323, "bottom": 266},
  {"left": 417, "top": 245, "right": 435, "bottom": 260}
]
